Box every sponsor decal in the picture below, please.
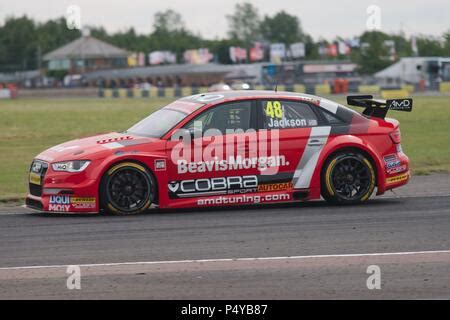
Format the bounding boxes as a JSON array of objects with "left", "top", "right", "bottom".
[
  {"left": 258, "top": 182, "right": 293, "bottom": 192},
  {"left": 386, "top": 172, "right": 409, "bottom": 185},
  {"left": 71, "top": 197, "right": 96, "bottom": 209},
  {"left": 264, "top": 100, "right": 318, "bottom": 128},
  {"left": 49, "top": 204, "right": 70, "bottom": 212},
  {"left": 384, "top": 154, "right": 401, "bottom": 171},
  {"left": 97, "top": 136, "right": 133, "bottom": 144},
  {"left": 49, "top": 196, "right": 71, "bottom": 211},
  {"left": 387, "top": 164, "right": 407, "bottom": 175},
  {"left": 177, "top": 155, "right": 288, "bottom": 174},
  {"left": 197, "top": 193, "right": 291, "bottom": 205},
  {"left": 168, "top": 175, "right": 258, "bottom": 198},
  {"left": 154, "top": 159, "right": 166, "bottom": 171},
  {"left": 267, "top": 118, "right": 309, "bottom": 128},
  {"left": 387, "top": 99, "right": 412, "bottom": 111},
  {"left": 101, "top": 138, "right": 147, "bottom": 150},
  {"left": 48, "top": 195, "right": 96, "bottom": 210},
  {"left": 50, "top": 195, "right": 70, "bottom": 204},
  {"left": 170, "top": 124, "right": 282, "bottom": 175}
]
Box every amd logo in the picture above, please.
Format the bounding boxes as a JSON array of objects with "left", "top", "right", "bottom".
[{"left": 388, "top": 99, "right": 412, "bottom": 111}]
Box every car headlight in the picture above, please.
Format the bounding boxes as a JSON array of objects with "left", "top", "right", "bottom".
[{"left": 52, "top": 160, "right": 91, "bottom": 172}]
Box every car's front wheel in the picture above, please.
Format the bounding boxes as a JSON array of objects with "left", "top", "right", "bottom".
[
  {"left": 100, "top": 162, "right": 155, "bottom": 214},
  {"left": 321, "top": 151, "right": 376, "bottom": 204}
]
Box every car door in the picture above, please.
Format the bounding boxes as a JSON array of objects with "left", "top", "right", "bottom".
[
  {"left": 165, "top": 100, "right": 261, "bottom": 202},
  {"left": 256, "top": 99, "right": 328, "bottom": 192}
]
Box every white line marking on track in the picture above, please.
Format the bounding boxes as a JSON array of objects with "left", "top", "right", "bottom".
[{"left": 0, "top": 250, "right": 449, "bottom": 271}]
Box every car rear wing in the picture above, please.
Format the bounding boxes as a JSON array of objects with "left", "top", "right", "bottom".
[{"left": 346, "top": 95, "right": 412, "bottom": 119}]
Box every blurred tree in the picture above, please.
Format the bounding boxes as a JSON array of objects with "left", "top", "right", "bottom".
[
  {"left": 227, "top": 2, "right": 261, "bottom": 47},
  {"left": 416, "top": 35, "right": 447, "bottom": 56},
  {"left": 150, "top": 10, "right": 205, "bottom": 62},
  {"left": 260, "top": 11, "right": 305, "bottom": 45},
  {"left": 390, "top": 33, "right": 413, "bottom": 57},
  {"left": 89, "top": 26, "right": 110, "bottom": 41},
  {"left": 1, "top": 14, "right": 450, "bottom": 74},
  {"left": 0, "top": 16, "right": 36, "bottom": 72},
  {"left": 351, "top": 31, "right": 393, "bottom": 74},
  {"left": 36, "top": 18, "right": 80, "bottom": 54},
  {"left": 153, "top": 9, "right": 185, "bottom": 33}
]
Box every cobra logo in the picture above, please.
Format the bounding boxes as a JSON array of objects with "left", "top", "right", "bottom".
[
  {"left": 168, "top": 182, "right": 180, "bottom": 193},
  {"left": 168, "top": 176, "right": 258, "bottom": 194}
]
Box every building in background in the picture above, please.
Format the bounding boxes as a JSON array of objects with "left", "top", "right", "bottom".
[
  {"left": 374, "top": 57, "right": 450, "bottom": 90},
  {"left": 43, "top": 33, "right": 129, "bottom": 74}
]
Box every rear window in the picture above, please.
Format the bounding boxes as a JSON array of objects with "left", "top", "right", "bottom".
[{"left": 320, "top": 109, "right": 346, "bottom": 125}]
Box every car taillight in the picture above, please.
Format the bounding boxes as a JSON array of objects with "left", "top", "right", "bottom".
[{"left": 390, "top": 129, "right": 401, "bottom": 144}]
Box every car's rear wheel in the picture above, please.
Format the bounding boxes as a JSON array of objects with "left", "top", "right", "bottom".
[
  {"left": 321, "top": 151, "right": 376, "bottom": 204},
  {"left": 100, "top": 162, "right": 155, "bottom": 215}
]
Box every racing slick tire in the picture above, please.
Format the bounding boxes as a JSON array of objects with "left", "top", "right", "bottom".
[
  {"left": 321, "top": 151, "right": 376, "bottom": 205},
  {"left": 100, "top": 162, "right": 156, "bottom": 215}
]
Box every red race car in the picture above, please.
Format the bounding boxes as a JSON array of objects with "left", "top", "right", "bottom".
[{"left": 26, "top": 91, "right": 412, "bottom": 214}]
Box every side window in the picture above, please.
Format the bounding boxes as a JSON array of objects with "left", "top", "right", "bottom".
[
  {"left": 184, "top": 101, "right": 252, "bottom": 134},
  {"left": 260, "top": 100, "right": 319, "bottom": 130}
]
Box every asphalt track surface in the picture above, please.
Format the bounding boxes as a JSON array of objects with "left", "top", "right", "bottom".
[{"left": 0, "top": 174, "right": 449, "bottom": 299}]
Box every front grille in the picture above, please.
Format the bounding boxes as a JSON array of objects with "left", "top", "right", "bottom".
[{"left": 28, "top": 160, "right": 48, "bottom": 197}]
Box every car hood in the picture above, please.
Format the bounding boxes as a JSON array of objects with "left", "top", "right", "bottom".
[{"left": 35, "top": 132, "right": 158, "bottom": 163}]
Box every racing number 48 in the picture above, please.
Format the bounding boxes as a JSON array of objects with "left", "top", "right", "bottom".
[{"left": 265, "top": 101, "right": 283, "bottom": 119}]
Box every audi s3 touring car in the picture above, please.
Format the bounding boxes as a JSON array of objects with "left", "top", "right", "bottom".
[{"left": 26, "top": 91, "right": 412, "bottom": 214}]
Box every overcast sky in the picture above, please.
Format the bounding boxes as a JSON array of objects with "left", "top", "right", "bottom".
[{"left": 0, "top": 0, "right": 448, "bottom": 40}]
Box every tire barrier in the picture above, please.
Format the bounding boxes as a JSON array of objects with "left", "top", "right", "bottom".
[
  {"left": 439, "top": 82, "right": 450, "bottom": 93},
  {"left": 0, "top": 88, "right": 18, "bottom": 99},
  {"left": 380, "top": 89, "right": 410, "bottom": 99},
  {"left": 357, "top": 85, "right": 381, "bottom": 94},
  {"left": 314, "top": 84, "right": 331, "bottom": 95}
]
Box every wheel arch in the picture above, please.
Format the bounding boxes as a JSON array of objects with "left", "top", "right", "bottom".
[
  {"left": 98, "top": 158, "right": 159, "bottom": 212},
  {"left": 315, "top": 139, "right": 386, "bottom": 197}
]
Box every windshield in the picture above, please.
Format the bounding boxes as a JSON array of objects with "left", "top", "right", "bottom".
[{"left": 126, "top": 108, "right": 187, "bottom": 138}]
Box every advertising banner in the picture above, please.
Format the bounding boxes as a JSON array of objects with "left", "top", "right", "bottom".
[{"left": 184, "top": 48, "right": 213, "bottom": 64}]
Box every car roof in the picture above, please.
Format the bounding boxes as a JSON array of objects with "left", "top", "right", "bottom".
[
  {"left": 180, "top": 90, "right": 323, "bottom": 105},
  {"left": 178, "top": 90, "right": 360, "bottom": 119}
]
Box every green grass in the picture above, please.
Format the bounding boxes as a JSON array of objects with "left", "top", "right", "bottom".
[
  {"left": 0, "top": 98, "right": 167, "bottom": 201},
  {"left": 0, "top": 96, "right": 449, "bottom": 201}
]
